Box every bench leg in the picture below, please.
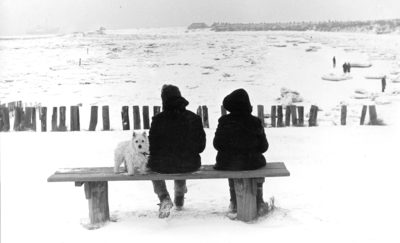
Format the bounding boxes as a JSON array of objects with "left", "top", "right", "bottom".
[
  {"left": 234, "top": 178, "right": 257, "bottom": 222},
  {"left": 85, "top": 182, "right": 110, "bottom": 226}
]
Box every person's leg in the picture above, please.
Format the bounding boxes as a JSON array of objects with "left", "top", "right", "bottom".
[
  {"left": 152, "top": 180, "right": 173, "bottom": 218},
  {"left": 173, "top": 180, "right": 187, "bottom": 209},
  {"left": 228, "top": 178, "right": 237, "bottom": 212}
]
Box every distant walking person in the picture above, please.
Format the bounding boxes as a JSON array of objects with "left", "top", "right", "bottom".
[
  {"left": 333, "top": 56, "right": 336, "bottom": 68},
  {"left": 342, "top": 63, "right": 347, "bottom": 73},
  {"left": 381, "top": 76, "right": 386, "bottom": 92},
  {"left": 347, "top": 63, "right": 351, "bottom": 73}
]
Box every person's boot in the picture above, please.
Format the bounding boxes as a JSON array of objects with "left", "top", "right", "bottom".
[
  {"left": 158, "top": 195, "right": 173, "bottom": 219},
  {"left": 174, "top": 194, "right": 185, "bottom": 211},
  {"left": 256, "top": 187, "right": 269, "bottom": 216}
]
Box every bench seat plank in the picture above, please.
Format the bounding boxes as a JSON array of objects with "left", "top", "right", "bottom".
[{"left": 47, "top": 162, "right": 290, "bottom": 182}]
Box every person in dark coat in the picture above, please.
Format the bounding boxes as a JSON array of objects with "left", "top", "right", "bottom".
[
  {"left": 213, "top": 88, "right": 269, "bottom": 216},
  {"left": 382, "top": 75, "right": 386, "bottom": 92},
  {"left": 148, "top": 84, "right": 206, "bottom": 218},
  {"left": 347, "top": 62, "right": 351, "bottom": 73},
  {"left": 333, "top": 56, "right": 336, "bottom": 68},
  {"left": 342, "top": 63, "right": 347, "bottom": 73}
]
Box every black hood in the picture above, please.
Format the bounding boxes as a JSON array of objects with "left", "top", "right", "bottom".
[{"left": 223, "top": 89, "right": 252, "bottom": 113}]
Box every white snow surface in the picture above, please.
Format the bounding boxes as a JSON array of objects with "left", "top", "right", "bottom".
[{"left": 1, "top": 28, "right": 400, "bottom": 243}]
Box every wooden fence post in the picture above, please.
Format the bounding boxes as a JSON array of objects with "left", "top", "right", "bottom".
[
  {"left": 153, "top": 106, "right": 161, "bottom": 117},
  {"left": 285, "top": 107, "right": 291, "bottom": 126},
  {"left": 40, "top": 107, "right": 47, "bottom": 132},
  {"left": 70, "top": 106, "right": 80, "bottom": 131},
  {"left": 143, "top": 106, "right": 150, "bottom": 129},
  {"left": 102, "top": 106, "right": 110, "bottom": 131},
  {"left": 290, "top": 105, "right": 298, "bottom": 126},
  {"left": 369, "top": 105, "right": 378, "bottom": 125},
  {"left": 52, "top": 107, "right": 58, "bottom": 131},
  {"left": 271, "top": 106, "right": 276, "bottom": 127},
  {"left": 89, "top": 106, "right": 98, "bottom": 131},
  {"left": 22, "top": 107, "right": 33, "bottom": 131},
  {"left": 133, "top": 106, "right": 141, "bottom": 130},
  {"left": 1, "top": 107, "right": 10, "bottom": 132},
  {"left": 313, "top": 106, "right": 318, "bottom": 126},
  {"left": 309, "top": 105, "right": 318, "bottom": 127},
  {"left": 257, "top": 105, "right": 265, "bottom": 127},
  {"left": 221, "top": 106, "right": 227, "bottom": 116},
  {"left": 341, "top": 105, "right": 347, "bottom": 125},
  {"left": 277, "top": 105, "right": 284, "bottom": 127},
  {"left": 360, "top": 105, "right": 367, "bottom": 125},
  {"left": 0, "top": 109, "right": 3, "bottom": 132},
  {"left": 298, "top": 106, "right": 304, "bottom": 126},
  {"left": 197, "top": 106, "right": 203, "bottom": 126},
  {"left": 32, "top": 107, "right": 36, "bottom": 131},
  {"left": 202, "top": 105, "right": 209, "bottom": 128},
  {"left": 13, "top": 107, "right": 23, "bottom": 131},
  {"left": 59, "top": 106, "right": 67, "bottom": 131},
  {"left": 121, "top": 106, "right": 130, "bottom": 130}
]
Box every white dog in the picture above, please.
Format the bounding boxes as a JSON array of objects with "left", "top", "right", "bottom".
[{"left": 114, "top": 131, "right": 149, "bottom": 176}]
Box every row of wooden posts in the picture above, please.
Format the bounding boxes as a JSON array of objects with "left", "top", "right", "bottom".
[{"left": 0, "top": 103, "right": 379, "bottom": 132}]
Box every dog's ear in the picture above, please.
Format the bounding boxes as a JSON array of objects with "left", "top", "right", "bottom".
[
  {"left": 142, "top": 131, "right": 147, "bottom": 137},
  {"left": 132, "top": 131, "right": 136, "bottom": 138}
]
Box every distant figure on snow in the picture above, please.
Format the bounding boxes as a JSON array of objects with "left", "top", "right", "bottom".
[
  {"left": 347, "top": 63, "right": 351, "bottom": 73},
  {"left": 342, "top": 63, "right": 347, "bottom": 73},
  {"left": 381, "top": 76, "right": 386, "bottom": 92},
  {"left": 333, "top": 56, "right": 336, "bottom": 68}
]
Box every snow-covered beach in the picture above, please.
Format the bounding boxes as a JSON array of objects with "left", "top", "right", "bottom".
[{"left": 1, "top": 28, "right": 400, "bottom": 243}]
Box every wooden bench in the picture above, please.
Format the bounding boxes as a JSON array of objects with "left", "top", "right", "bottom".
[{"left": 47, "top": 162, "right": 290, "bottom": 227}]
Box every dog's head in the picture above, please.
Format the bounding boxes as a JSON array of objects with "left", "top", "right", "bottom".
[{"left": 131, "top": 131, "right": 149, "bottom": 153}]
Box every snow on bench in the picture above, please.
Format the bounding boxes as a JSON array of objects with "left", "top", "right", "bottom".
[{"left": 47, "top": 162, "right": 290, "bottom": 227}]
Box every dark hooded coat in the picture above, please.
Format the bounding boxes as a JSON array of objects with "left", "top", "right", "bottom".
[
  {"left": 213, "top": 89, "right": 268, "bottom": 171},
  {"left": 147, "top": 86, "right": 206, "bottom": 174}
]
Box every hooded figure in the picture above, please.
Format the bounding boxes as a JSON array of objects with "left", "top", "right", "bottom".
[
  {"left": 148, "top": 84, "right": 206, "bottom": 218},
  {"left": 148, "top": 84, "right": 206, "bottom": 173},
  {"left": 213, "top": 88, "right": 268, "bottom": 171},
  {"left": 213, "top": 89, "right": 269, "bottom": 216}
]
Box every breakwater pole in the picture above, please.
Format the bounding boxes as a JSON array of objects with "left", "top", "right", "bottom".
[
  {"left": 121, "top": 106, "right": 130, "bottom": 130},
  {"left": 341, "top": 105, "right": 347, "bottom": 125}
]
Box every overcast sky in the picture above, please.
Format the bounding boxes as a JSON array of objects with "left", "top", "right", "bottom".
[{"left": 0, "top": 0, "right": 399, "bottom": 35}]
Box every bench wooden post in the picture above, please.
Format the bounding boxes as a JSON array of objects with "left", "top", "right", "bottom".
[
  {"left": 234, "top": 178, "right": 257, "bottom": 222},
  {"left": 86, "top": 182, "right": 110, "bottom": 225},
  {"left": 133, "top": 106, "right": 141, "bottom": 130}
]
